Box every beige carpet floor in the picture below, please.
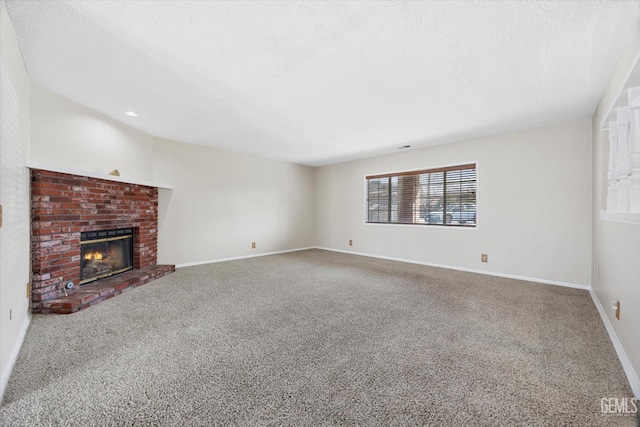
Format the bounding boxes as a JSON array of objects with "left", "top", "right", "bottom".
[{"left": 0, "top": 249, "right": 636, "bottom": 426}]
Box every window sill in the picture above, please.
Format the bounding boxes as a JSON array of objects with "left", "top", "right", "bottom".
[
  {"left": 364, "top": 222, "right": 478, "bottom": 230},
  {"left": 599, "top": 211, "right": 640, "bottom": 226}
]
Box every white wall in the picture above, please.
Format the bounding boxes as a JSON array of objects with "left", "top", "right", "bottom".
[
  {"left": 14, "top": 0, "right": 637, "bottom": 400},
  {"left": 591, "top": 10, "right": 640, "bottom": 396},
  {"left": 153, "top": 138, "right": 316, "bottom": 266},
  {"left": 29, "top": 88, "right": 316, "bottom": 268},
  {"left": 31, "top": 85, "right": 154, "bottom": 182},
  {"left": 316, "top": 119, "right": 593, "bottom": 287},
  {"left": 0, "top": 0, "right": 32, "bottom": 399}
]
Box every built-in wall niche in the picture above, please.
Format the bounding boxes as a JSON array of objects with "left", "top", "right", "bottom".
[{"left": 601, "top": 56, "right": 640, "bottom": 225}]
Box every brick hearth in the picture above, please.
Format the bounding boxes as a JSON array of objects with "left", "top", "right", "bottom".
[
  {"left": 30, "top": 169, "right": 174, "bottom": 314},
  {"left": 37, "top": 265, "right": 175, "bottom": 314}
]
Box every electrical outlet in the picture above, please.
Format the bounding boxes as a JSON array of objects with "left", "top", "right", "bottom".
[
  {"left": 9, "top": 309, "right": 12, "bottom": 320},
  {"left": 251, "top": 242, "right": 256, "bottom": 249},
  {"left": 481, "top": 254, "right": 488, "bottom": 263},
  {"left": 595, "top": 264, "right": 599, "bottom": 277},
  {"left": 349, "top": 239, "right": 353, "bottom": 246}
]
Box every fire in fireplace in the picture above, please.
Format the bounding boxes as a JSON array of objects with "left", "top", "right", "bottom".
[{"left": 80, "top": 228, "right": 134, "bottom": 284}]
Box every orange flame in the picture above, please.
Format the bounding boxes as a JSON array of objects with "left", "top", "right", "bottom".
[{"left": 83, "top": 251, "right": 104, "bottom": 260}]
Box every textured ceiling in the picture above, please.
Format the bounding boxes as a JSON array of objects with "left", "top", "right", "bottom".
[{"left": 6, "top": 1, "right": 640, "bottom": 166}]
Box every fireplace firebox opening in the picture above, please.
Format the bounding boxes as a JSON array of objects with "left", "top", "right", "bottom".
[{"left": 80, "top": 228, "right": 134, "bottom": 285}]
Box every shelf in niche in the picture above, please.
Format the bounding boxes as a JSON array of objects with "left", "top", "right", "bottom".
[
  {"left": 25, "top": 161, "right": 173, "bottom": 190},
  {"left": 599, "top": 210, "right": 640, "bottom": 226}
]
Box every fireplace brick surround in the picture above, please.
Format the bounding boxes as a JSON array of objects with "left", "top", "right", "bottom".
[{"left": 30, "top": 169, "right": 174, "bottom": 313}]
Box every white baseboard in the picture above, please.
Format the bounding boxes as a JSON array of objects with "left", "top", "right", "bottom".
[
  {"left": 590, "top": 290, "right": 640, "bottom": 398},
  {"left": 314, "top": 247, "right": 590, "bottom": 290},
  {"left": 174, "top": 246, "right": 639, "bottom": 397},
  {"left": 175, "top": 247, "right": 316, "bottom": 269},
  {"left": 316, "top": 246, "right": 639, "bottom": 397},
  {"left": 0, "top": 312, "right": 31, "bottom": 402}
]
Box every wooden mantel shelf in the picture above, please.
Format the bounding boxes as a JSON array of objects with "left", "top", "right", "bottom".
[{"left": 26, "top": 161, "right": 173, "bottom": 190}]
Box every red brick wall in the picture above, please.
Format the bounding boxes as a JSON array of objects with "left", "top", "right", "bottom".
[{"left": 31, "top": 169, "right": 158, "bottom": 306}]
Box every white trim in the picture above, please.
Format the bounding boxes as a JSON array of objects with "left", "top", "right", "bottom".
[
  {"left": 175, "top": 247, "right": 316, "bottom": 268},
  {"left": 599, "top": 51, "right": 640, "bottom": 130},
  {"left": 362, "top": 160, "right": 480, "bottom": 229},
  {"left": 590, "top": 290, "right": 640, "bottom": 398},
  {"left": 176, "top": 246, "right": 589, "bottom": 290},
  {"left": 0, "top": 313, "right": 31, "bottom": 402},
  {"left": 312, "top": 247, "right": 640, "bottom": 397},
  {"left": 363, "top": 222, "right": 478, "bottom": 230},
  {"left": 25, "top": 161, "right": 174, "bottom": 190},
  {"left": 600, "top": 210, "right": 640, "bottom": 226},
  {"left": 363, "top": 160, "right": 479, "bottom": 180},
  {"left": 314, "top": 246, "right": 591, "bottom": 290},
  {"left": 119, "top": 247, "right": 640, "bottom": 398}
]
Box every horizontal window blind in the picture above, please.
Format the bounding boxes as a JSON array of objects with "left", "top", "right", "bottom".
[{"left": 366, "top": 163, "right": 476, "bottom": 227}]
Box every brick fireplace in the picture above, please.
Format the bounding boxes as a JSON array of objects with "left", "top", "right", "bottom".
[{"left": 30, "top": 169, "right": 174, "bottom": 313}]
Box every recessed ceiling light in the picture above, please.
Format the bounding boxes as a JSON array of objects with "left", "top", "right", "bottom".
[
  {"left": 398, "top": 145, "right": 411, "bottom": 149},
  {"left": 124, "top": 111, "right": 138, "bottom": 117}
]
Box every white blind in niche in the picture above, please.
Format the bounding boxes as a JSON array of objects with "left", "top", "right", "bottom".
[{"left": 0, "top": 68, "right": 30, "bottom": 303}]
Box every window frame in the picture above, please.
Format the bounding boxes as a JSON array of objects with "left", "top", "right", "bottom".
[{"left": 363, "top": 162, "right": 479, "bottom": 229}]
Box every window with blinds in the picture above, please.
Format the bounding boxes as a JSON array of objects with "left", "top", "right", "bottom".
[{"left": 366, "top": 163, "right": 477, "bottom": 227}]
